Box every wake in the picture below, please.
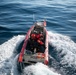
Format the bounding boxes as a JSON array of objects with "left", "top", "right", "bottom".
[
  {"left": 48, "top": 31, "right": 76, "bottom": 75},
  {"left": 48, "top": 31, "right": 76, "bottom": 66},
  {"left": 0, "top": 35, "right": 25, "bottom": 75},
  {"left": 0, "top": 31, "right": 76, "bottom": 75},
  {"left": 22, "top": 63, "right": 60, "bottom": 75},
  {"left": 0, "top": 34, "right": 60, "bottom": 75}
]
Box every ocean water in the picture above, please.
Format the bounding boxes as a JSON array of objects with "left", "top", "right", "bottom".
[{"left": 0, "top": 0, "right": 76, "bottom": 75}]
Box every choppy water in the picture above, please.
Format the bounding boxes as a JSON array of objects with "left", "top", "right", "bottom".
[{"left": 0, "top": 0, "right": 76, "bottom": 75}]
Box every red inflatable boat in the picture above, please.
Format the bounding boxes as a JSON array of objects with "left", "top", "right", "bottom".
[{"left": 17, "top": 21, "right": 48, "bottom": 72}]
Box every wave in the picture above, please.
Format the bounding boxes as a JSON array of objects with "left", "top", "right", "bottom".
[
  {"left": 0, "top": 35, "right": 60, "bottom": 75},
  {"left": 0, "top": 35, "right": 25, "bottom": 75},
  {"left": 48, "top": 31, "right": 76, "bottom": 75},
  {"left": 0, "top": 26, "right": 11, "bottom": 31},
  {"left": 0, "top": 31, "right": 76, "bottom": 75},
  {"left": 22, "top": 63, "right": 60, "bottom": 75}
]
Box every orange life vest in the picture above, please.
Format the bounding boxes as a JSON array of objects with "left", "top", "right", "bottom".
[{"left": 31, "top": 33, "right": 44, "bottom": 45}]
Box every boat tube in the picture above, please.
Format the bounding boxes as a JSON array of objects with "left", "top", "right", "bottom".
[{"left": 17, "top": 21, "right": 48, "bottom": 72}]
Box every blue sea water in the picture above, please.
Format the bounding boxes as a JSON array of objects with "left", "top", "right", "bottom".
[{"left": 0, "top": 0, "right": 76, "bottom": 75}]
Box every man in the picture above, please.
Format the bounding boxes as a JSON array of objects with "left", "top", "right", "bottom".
[
  {"left": 31, "top": 33, "right": 44, "bottom": 45},
  {"left": 30, "top": 33, "right": 45, "bottom": 53}
]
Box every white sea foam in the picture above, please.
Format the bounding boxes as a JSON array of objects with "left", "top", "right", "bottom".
[
  {"left": 1, "top": 31, "right": 76, "bottom": 75},
  {"left": 23, "top": 63, "right": 60, "bottom": 75},
  {"left": 0, "top": 35, "right": 61, "bottom": 75},
  {"left": 48, "top": 31, "right": 76, "bottom": 68},
  {"left": 0, "top": 35, "right": 25, "bottom": 75}
]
